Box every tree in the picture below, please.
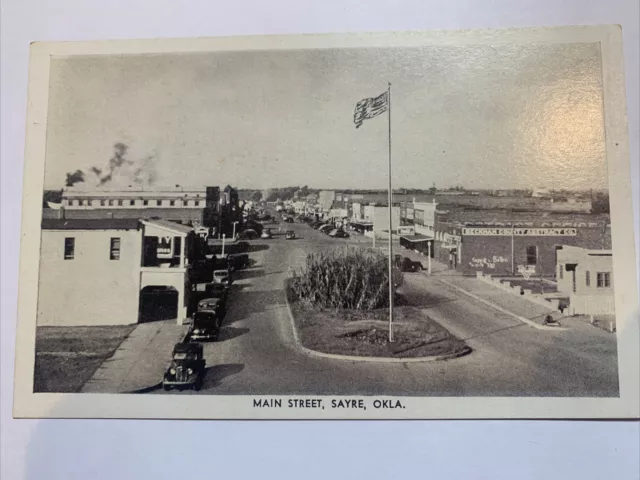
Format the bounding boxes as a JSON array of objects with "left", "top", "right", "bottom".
[{"left": 250, "top": 191, "right": 263, "bottom": 202}]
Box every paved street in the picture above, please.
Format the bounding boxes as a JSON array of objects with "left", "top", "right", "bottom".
[{"left": 158, "top": 219, "right": 619, "bottom": 397}]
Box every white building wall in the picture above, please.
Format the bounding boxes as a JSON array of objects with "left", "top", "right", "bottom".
[
  {"left": 37, "top": 229, "right": 142, "bottom": 326},
  {"left": 372, "top": 206, "right": 401, "bottom": 235}
]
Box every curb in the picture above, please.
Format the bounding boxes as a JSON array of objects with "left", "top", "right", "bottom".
[
  {"left": 283, "top": 280, "right": 472, "bottom": 363},
  {"left": 436, "top": 278, "right": 567, "bottom": 332}
]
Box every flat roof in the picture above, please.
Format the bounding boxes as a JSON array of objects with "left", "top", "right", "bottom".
[{"left": 42, "top": 218, "right": 141, "bottom": 231}]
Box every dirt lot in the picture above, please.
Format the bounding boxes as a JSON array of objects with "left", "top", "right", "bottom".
[
  {"left": 288, "top": 290, "right": 469, "bottom": 359},
  {"left": 34, "top": 325, "right": 135, "bottom": 392}
]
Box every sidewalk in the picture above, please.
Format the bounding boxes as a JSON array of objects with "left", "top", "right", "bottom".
[
  {"left": 82, "top": 320, "right": 189, "bottom": 393},
  {"left": 439, "top": 276, "right": 557, "bottom": 324}
]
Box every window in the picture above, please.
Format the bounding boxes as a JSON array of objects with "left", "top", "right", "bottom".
[
  {"left": 597, "top": 272, "right": 611, "bottom": 288},
  {"left": 108, "top": 200, "right": 113, "bottom": 206},
  {"left": 195, "top": 200, "right": 200, "bottom": 207},
  {"left": 129, "top": 200, "right": 135, "bottom": 206},
  {"left": 526, "top": 246, "right": 537, "bottom": 266},
  {"left": 118, "top": 200, "right": 123, "bottom": 206},
  {"left": 182, "top": 200, "right": 187, "bottom": 207},
  {"left": 170, "top": 200, "right": 175, "bottom": 206},
  {"left": 559, "top": 264, "right": 564, "bottom": 279},
  {"left": 79, "top": 200, "right": 85, "bottom": 206},
  {"left": 110, "top": 237, "right": 121, "bottom": 260},
  {"left": 64, "top": 237, "right": 75, "bottom": 260},
  {"left": 585, "top": 271, "right": 590, "bottom": 287},
  {"left": 143, "top": 200, "right": 149, "bottom": 206},
  {"left": 100, "top": 200, "right": 106, "bottom": 206}
]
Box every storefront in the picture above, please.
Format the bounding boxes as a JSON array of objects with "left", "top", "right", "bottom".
[{"left": 435, "top": 221, "right": 611, "bottom": 276}]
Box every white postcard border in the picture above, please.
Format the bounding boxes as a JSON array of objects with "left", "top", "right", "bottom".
[{"left": 13, "top": 25, "right": 639, "bottom": 419}]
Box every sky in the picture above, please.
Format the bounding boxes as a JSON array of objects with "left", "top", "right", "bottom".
[{"left": 44, "top": 42, "right": 609, "bottom": 191}]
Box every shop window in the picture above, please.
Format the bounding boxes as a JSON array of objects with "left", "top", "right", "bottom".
[
  {"left": 596, "top": 272, "right": 611, "bottom": 288},
  {"left": 526, "top": 246, "right": 537, "bottom": 265},
  {"left": 110, "top": 237, "right": 121, "bottom": 260},
  {"left": 64, "top": 237, "right": 75, "bottom": 260},
  {"left": 585, "top": 271, "right": 590, "bottom": 287}
]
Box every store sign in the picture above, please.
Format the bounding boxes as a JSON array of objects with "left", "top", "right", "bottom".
[
  {"left": 157, "top": 235, "right": 173, "bottom": 258},
  {"left": 397, "top": 226, "right": 415, "bottom": 235},
  {"left": 444, "top": 233, "right": 462, "bottom": 243},
  {"left": 462, "top": 227, "right": 577, "bottom": 236}
]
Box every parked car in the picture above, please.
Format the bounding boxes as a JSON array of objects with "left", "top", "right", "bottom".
[
  {"left": 395, "top": 256, "right": 424, "bottom": 272},
  {"left": 261, "top": 228, "right": 273, "bottom": 239},
  {"left": 318, "top": 224, "right": 333, "bottom": 234},
  {"left": 213, "top": 269, "right": 233, "bottom": 287},
  {"left": 189, "top": 309, "right": 223, "bottom": 342},
  {"left": 285, "top": 230, "right": 296, "bottom": 240},
  {"left": 228, "top": 253, "right": 250, "bottom": 271},
  {"left": 283, "top": 217, "right": 294, "bottom": 223},
  {"left": 205, "top": 281, "right": 228, "bottom": 300},
  {"left": 197, "top": 296, "right": 225, "bottom": 316},
  {"left": 329, "top": 229, "right": 350, "bottom": 238},
  {"left": 238, "top": 229, "right": 259, "bottom": 240},
  {"left": 162, "top": 343, "right": 206, "bottom": 391}
]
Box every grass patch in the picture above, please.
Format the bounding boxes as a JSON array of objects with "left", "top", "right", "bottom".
[
  {"left": 34, "top": 325, "right": 135, "bottom": 393},
  {"left": 288, "top": 287, "right": 469, "bottom": 359}
]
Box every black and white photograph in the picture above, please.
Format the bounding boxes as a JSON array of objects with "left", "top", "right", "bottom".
[{"left": 13, "top": 25, "right": 639, "bottom": 419}]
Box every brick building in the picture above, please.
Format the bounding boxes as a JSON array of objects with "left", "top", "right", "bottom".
[{"left": 432, "top": 210, "right": 611, "bottom": 276}]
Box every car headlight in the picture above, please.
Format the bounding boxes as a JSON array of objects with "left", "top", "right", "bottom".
[
  {"left": 169, "top": 368, "right": 176, "bottom": 375},
  {"left": 193, "top": 329, "right": 200, "bottom": 334},
  {"left": 187, "top": 368, "right": 194, "bottom": 375}
]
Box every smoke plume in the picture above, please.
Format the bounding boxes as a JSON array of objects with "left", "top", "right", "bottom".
[
  {"left": 65, "top": 170, "right": 85, "bottom": 187},
  {"left": 64, "top": 143, "right": 158, "bottom": 189}
]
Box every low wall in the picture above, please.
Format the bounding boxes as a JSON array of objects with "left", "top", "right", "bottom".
[
  {"left": 476, "top": 271, "right": 561, "bottom": 312},
  {"left": 569, "top": 295, "right": 615, "bottom": 316}
]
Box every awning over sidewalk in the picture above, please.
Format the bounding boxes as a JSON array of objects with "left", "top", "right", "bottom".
[{"left": 400, "top": 234, "right": 432, "bottom": 242}]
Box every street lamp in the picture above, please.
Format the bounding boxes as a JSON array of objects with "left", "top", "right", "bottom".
[
  {"left": 221, "top": 234, "right": 226, "bottom": 256},
  {"left": 232, "top": 221, "right": 239, "bottom": 240}
]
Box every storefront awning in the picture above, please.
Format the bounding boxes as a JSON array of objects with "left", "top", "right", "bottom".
[{"left": 400, "top": 234, "right": 432, "bottom": 242}]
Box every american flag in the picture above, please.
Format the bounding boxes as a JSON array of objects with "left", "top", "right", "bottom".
[{"left": 353, "top": 91, "right": 388, "bottom": 128}]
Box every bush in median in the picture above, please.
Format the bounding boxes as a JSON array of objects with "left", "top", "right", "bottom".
[{"left": 290, "top": 247, "right": 403, "bottom": 310}]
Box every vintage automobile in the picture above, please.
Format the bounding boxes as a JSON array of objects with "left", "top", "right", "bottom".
[
  {"left": 329, "top": 229, "right": 350, "bottom": 238},
  {"left": 319, "top": 224, "right": 334, "bottom": 235},
  {"left": 190, "top": 309, "right": 223, "bottom": 341},
  {"left": 204, "top": 282, "right": 229, "bottom": 306},
  {"left": 212, "top": 269, "right": 233, "bottom": 287},
  {"left": 197, "top": 296, "right": 225, "bottom": 315},
  {"left": 228, "top": 253, "right": 250, "bottom": 271},
  {"left": 237, "top": 229, "right": 259, "bottom": 240},
  {"left": 395, "top": 256, "right": 424, "bottom": 272},
  {"left": 162, "top": 342, "right": 206, "bottom": 391},
  {"left": 285, "top": 230, "right": 296, "bottom": 240}
]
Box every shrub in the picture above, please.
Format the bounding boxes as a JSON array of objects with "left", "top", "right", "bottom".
[{"left": 291, "top": 247, "right": 402, "bottom": 310}]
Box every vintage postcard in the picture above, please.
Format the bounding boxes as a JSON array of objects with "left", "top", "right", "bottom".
[{"left": 13, "top": 25, "right": 639, "bottom": 419}]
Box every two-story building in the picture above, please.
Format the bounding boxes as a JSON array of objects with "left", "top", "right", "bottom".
[{"left": 38, "top": 218, "right": 195, "bottom": 327}]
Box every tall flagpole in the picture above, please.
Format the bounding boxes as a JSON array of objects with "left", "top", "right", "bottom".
[{"left": 387, "top": 82, "right": 394, "bottom": 343}]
